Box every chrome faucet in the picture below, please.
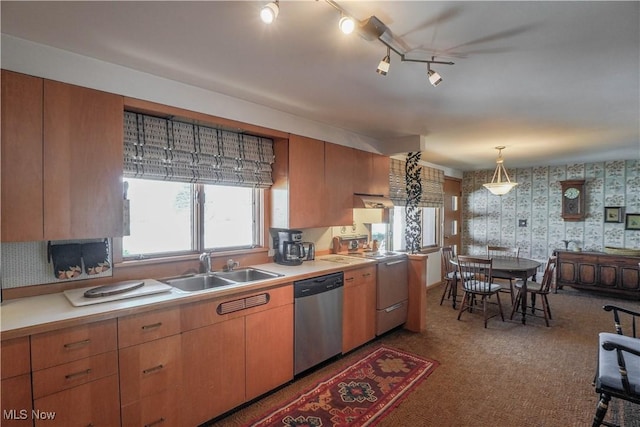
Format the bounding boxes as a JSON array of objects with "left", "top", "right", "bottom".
[
  {"left": 199, "top": 252, "right": 212, "bottom": 273},
  {"left": 225, "top": 259, "right": 239, "bottom": 272}
]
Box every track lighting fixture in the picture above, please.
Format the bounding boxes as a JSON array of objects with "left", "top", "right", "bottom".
[
  {"left": 339, "top": 15, "right": 355, "bottom": 34},
  {"left": 260, "top": 1, "right": 279, "bottom": 24},
  {"left": 257, "top": 1, "right": 459, "bottom": 87},
  {"left": 427, "top": 68, "right": 442, "bottom": 86},
  {"left": 377, "top": 46, "right": 391, "bottom": 76}
]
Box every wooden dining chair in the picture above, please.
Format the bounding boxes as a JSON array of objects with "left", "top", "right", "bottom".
[
  {"left": 440, "top": 246, "right": 458, "bottom": 306},
  {"left": 591, "top": 304, "right": 640, "bottom": 426},
  {"left": 510, "top": 256, "right": 556, "bottom": 326},
  {"left": 487, "top": 245, "right": 520, "bottom": 304},
  {"left": 456, "top": 256, "right": 504, "bottom": 328}
]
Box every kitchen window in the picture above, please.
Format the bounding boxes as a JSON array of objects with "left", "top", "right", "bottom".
[
  {"left": 390, "top": 206, "right": 441, "bottom": 251},
  {"left": 123, "top": 178, "right": 262, "bottom": 258}
]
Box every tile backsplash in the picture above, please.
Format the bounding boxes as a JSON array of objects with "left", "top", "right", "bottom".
[{"left": 1, "top": 239, "right": 113, "bottom": 289}]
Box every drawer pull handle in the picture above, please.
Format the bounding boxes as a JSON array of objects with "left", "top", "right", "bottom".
[
  {"left": 145, "top": 417, "right": 165, "bottom": 427},
  {"left": 345, "top": 277, "right": 355, "bottom": 281},
  {"left": 143, "top": 364, "right": 164, "bottom": 375},
  {"left": 363, "top": 273, "right": 371, "bottom": 277},
  {"left": 141, "top": 322, "right": 162, "bottom": 330},
  {"left": 385, "top": 302, "right": 404, "bottom": 313},
  {"left": 63, "top": 339, "right": 91, "bottom": 349},
  {"left": 65, "top": 368, "right": 92, "bottom": 380}
]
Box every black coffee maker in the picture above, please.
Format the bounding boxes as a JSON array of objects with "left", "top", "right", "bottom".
[{"left": 270, "top": 228, "right": 306, "bottom": 266}]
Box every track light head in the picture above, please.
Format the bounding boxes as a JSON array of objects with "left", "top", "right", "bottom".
[
  {"left": 339, "top": 16, "right": 355, "bottom": 34},
  {"left": 260, "top": 1, "right": 279, "bottom": 24},
  {"left": 377, "top": 47, "right": 391, "bottom": 76},
  {"left": 377, "top": 56, "right": 390, "bottom": 75},
  {"left": 427, "top": 68, "right": 442, "bottom": 86}
]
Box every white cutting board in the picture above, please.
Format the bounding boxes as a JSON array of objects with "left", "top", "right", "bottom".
[{"left": 64, "top": 279, "right": 173, "bottom": 307}]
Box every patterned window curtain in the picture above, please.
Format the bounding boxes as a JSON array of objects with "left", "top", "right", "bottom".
[
  {"left": 389, "top": 158, "right": 445, "bottom": 208},
  {"left": 405, "top": 152, "right": 423, "bottom": 254},
  {"left": 123, "top": 112, "right": 274, "bottom": 188}
]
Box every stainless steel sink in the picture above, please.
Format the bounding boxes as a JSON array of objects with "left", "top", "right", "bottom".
[
  {"left": 164, "top": 268, "right": 283, "bottom": 292},
  {"left": 213, "top": 268, "right": 283, "bottom": 283},
  {"left": 164, "top": 274, "right": 235, "bottom": 292}
]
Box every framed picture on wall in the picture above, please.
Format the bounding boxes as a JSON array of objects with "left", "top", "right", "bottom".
[
  {"left": 604, "top": 206, "right": 624, "bottom": 223},
  {"left": 625, "top": 213, "right": 640, "bottom": 230}
]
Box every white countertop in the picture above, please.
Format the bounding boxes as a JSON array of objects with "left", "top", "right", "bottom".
[{"left": 0, "top": 259, "right": 375, "bottom": 339}]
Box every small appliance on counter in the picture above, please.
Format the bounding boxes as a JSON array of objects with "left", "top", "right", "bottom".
[{"left": 270, "top": 228, "right": 314, "bottom": 265}]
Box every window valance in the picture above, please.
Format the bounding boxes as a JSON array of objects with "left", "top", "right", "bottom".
[
  {"left": 123, "top": 112, "right": 274, "bottom": 188},
  {"left": 389, "top": 158, "right": 444, "bottom": 207}
]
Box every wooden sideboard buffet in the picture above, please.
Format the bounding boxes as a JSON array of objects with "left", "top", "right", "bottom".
[{"left": 555, "top": 250, "right": 640, "bottom": 299}]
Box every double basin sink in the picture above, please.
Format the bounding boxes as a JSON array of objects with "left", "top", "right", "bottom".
[{"left": 164, "top": 268, "right": 283, "bottom": 293}]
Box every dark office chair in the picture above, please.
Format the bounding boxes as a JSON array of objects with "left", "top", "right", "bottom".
[{"left": 591, "top": 304, "right": 640, "bottom": 427}]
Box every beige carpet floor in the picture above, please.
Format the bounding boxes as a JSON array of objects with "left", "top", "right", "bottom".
[{"left": 213, "top": 284, "right": 640, "bottom": 427}]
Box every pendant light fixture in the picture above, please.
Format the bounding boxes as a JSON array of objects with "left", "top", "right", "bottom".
[
  {"left": 260, "top": 0, "right": 279, "bottom": 24},
  {"left": 376, "top": 46, "right": 391, "bottom": 76},
  {"left": 483, "top": 146, "right": 518, "bottom": 196}
]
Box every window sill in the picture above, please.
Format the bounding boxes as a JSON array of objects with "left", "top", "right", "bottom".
[{"left": 115, "top": 247, "right": 270, "bottom": 269}]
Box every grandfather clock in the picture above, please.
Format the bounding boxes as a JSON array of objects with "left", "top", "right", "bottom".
[{"left": 560, "top": 180, "right": 586, "bottom": 221}]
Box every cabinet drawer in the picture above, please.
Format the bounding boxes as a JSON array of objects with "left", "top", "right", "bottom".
[
  {"left": 344, "top": 266, "right": 376, "bottom": 288},
  {"left": 121, "top": 388, "right": 181, "bottom": 427},
  {"left": 34, "top": 374, "right": 120, "bottom": 427},
  {"left": 119, "top": 335, "right": 181, "bottom": 406},
  {"left": 32, "top": 351, "right": 118, "bottom": 399},
  {"left": 118, "top": 307, "right": 181, "bottom": 348},
  {"left": 1, "top": 337, "right": 30, "bottom": 379},
  {"left": 31, "top": 319, "right": 117, "bottom": 370}
]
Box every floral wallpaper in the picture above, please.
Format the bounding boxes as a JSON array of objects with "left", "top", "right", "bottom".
[{"left": 462, "top": 160, "right": 640, "bottom": 264}]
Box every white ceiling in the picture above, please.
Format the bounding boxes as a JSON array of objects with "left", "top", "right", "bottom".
[{"left": 2, "top": 1, "right": 639, "bottom": 171}]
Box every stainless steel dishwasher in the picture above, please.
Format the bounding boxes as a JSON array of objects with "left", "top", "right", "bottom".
[{"left": 294, "top": 271, "right": 343, "bottom": 375}]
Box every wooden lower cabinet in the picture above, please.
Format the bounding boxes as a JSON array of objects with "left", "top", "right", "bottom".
[
  {"left": 1, "top": 336, "right": 33, "bottom": 426},
  {"left": 182, "top": 316, "right": 246, "bottom": 426},
  {"left": 181, "top": 284, "right": 294, "bottom": 425},
  {"left": 1, "top": 374, "right": 33, "bottom": 427},
  {"left": 342, "top": 266, "right": 377, "bottom": 353},
  {"left": 121, "top": 388, "right": 181, "bottom": 427},
  {"left": 245, "top": 303, "right": 294, "bottom": 400},
  {"left": 33, "top": 374, "right": 120, "bottom": 427}
]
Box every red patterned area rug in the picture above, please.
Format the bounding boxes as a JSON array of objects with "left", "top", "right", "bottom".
[{"left": 243, "top": 346, "right": 439, "bottom": 427}]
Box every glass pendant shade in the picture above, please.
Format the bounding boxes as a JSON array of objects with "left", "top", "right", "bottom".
[{"left": 483, "top": 147, "right": 518, "bottom": 196}]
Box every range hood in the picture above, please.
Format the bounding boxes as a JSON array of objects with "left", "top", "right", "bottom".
[{"left": 353, "top": 194, "right": 394, "bottom": 209}]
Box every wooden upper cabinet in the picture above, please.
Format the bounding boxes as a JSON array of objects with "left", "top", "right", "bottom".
[
  {"left": 1, "top": 70, "right": 45, "bottom": 241},
  {"left": 284, "top": 134, "right": 326, "bottom": 228},
  {"left": 324, "top": 143, "right": 354, "bottom": 226},
  {"left": 371, "top": 153, "right": 390, "bottom": 196},
  {"left": 43, "top": 80, "right": 124, "bottom": 239},
  {"left": 352, "top": 151, "right": 390, "bottom": 196}
]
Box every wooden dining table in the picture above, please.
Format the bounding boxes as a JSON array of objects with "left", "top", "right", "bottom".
[{"left": 450, "top": 256, "right": 542, "bottom": 324}]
